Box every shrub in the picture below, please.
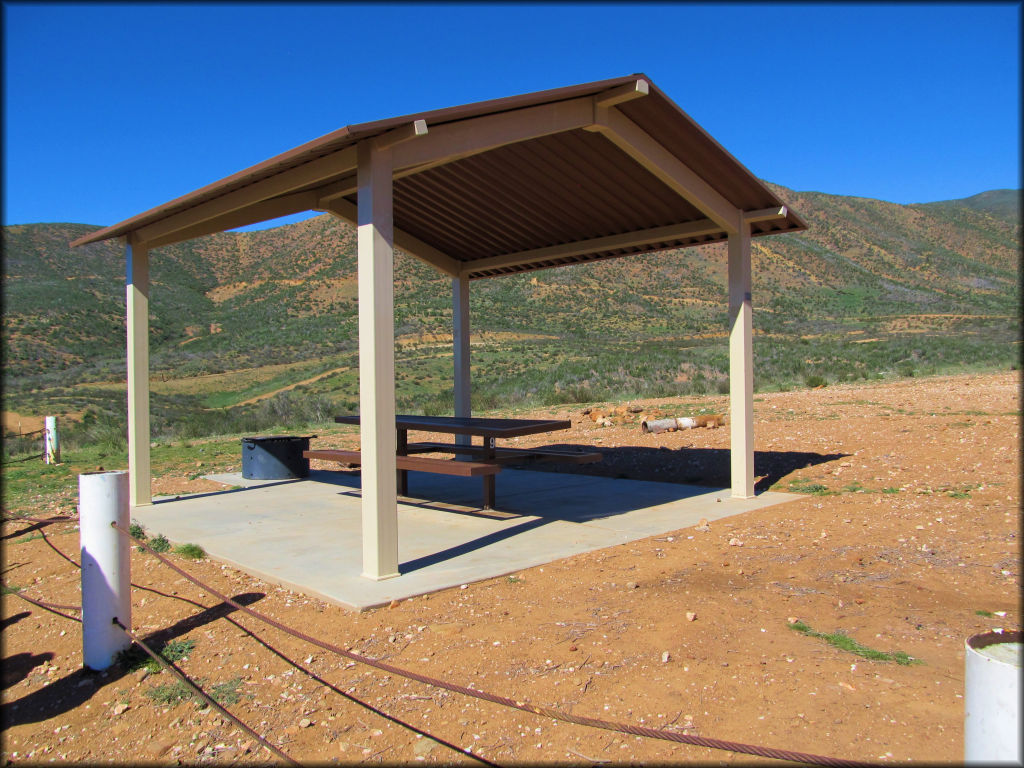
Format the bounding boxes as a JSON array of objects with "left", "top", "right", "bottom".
[{"left": 173, "top": 543, "right": 205, "bottom": 560}]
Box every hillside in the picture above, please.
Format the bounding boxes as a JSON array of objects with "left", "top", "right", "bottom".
[{"left": 2, "top": 184, "right": 1019, "bottom": 440}]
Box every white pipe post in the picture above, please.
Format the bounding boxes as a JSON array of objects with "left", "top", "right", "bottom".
[
  {"left": 79, "top": 470, "right": 132, "bottom": 670},
  {"left": 453, "top": 275, "right": 472, "bottom": 448},
  {"left": 964, "top": 630, "right": 1022, "bottom": 763},
  {"left": 357, "top": 138, "right": 399, "bottom": 581},
  {"left": 43, "top": 416, "right": 60, "bottom": 464},
  {"left": 728, "top": 222, "right": 755, "bottom": 499}
]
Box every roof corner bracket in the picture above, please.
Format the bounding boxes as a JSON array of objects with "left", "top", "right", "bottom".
[
  {"left": 372, "top": 119, "right": 429, "bottom": 151},
  {"left": 743, "top": 206, "right": 788, "bottom": 223},
  {"left": 585, "top": 78, "right": 649, "bottom": 132}
]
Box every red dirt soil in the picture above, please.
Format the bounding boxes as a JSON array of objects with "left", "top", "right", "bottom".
[{"left": 2, "top": 371, "right": 1019, "bottom": 765}]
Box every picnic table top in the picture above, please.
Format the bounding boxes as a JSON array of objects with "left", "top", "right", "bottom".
[{"left": 333, "top": 414, "right": 571, "bottom": 439}]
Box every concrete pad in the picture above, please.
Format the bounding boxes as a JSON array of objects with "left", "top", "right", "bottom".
[{"left": 136, "top": 469, "right": 796, "bottom": 611}]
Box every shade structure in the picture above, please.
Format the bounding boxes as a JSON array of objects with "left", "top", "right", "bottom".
[{"left": 72, "top": 73, "right": 806, "bottom": 579}]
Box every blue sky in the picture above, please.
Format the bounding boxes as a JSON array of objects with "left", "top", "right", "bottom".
[{"left": 3, "top": 2, "right": 1020, "bottom": 229}]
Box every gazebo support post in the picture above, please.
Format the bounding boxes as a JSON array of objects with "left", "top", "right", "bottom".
[
  {"left": 452, "top": 275, "right": 472, "bottom": 447},
  {"left": 126, "top": 238, "right": 152, "bottom": 507},
  {"left": 728, "top": 223, "right": 755, "bottom": 498},
  {"left": 357, "top": 139, "right": 399, "bottom": 580}
]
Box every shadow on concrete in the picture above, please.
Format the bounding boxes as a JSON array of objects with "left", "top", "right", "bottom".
[
  {"left": 0, "top": 592, "right": 265, "bottom": 730},
  {"left": 153, "top": 478, "right": 303, "bottom": 504},
  {"left": 399, "top": 517, "right": 555, "bottom": 573}
]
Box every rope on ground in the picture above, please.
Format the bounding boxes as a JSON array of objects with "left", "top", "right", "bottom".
[
  {"left": 112, "top": 617, "right": 299, "bottom": 766},
  {"left": 1, "top": 453, "right": 46, "bottom": 466},
  {"left": 1, "top": 514, "right": 76, "bottom": 525},
  {"left": 10, "top": 590, "right": 82, "bottom": 622},
  {"left": 114, "top": 522, "right": 874, "bottom": 768},
  {"left": 14, "top": 532, "right": 497, "bottom": 766}
]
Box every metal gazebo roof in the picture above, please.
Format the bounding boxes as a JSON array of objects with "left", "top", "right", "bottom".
[{"left": 72, "top": 73, "right": 805, "bottom": 277}]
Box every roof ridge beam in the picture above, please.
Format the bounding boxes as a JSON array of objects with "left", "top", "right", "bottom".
[
  {"left": 388, "top": 95, "right": 595, "bottom": 172},
  {"left": 130, "top": 145, "right": 359, "bottom": 247},
  {"left": 320, "top": 198, "right": 462, "bottom": 278},
  {"left": 588, "top": 108, "right": 742, "bottom": 234},
  {"left": 465, "top": 218, "right": 721, "bottom": 275}
]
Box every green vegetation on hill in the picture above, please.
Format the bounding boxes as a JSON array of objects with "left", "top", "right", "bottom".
[{"left": 2, "top": 185, "right": 1019, "bottom": 449}]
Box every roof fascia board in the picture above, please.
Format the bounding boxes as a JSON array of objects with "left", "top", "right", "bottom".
[
  {"left": 143, "top": 190, "right": 322, "bottom": 249},
  {"left": 321, "top": 199, "right": 462, "bottom": 278},
  {"left": 466, "top": 218, "right": 722, "bottom": 274},
  {"left": 131, "top": 144, "right": 360, "bottom": 248},
  {"left": 591, "top": 108, "right": 742, "bottom": 234}
]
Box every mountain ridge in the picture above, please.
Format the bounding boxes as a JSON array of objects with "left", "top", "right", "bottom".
[{"left": 2, "top": 183, "right": 1019, "bottom": 417}]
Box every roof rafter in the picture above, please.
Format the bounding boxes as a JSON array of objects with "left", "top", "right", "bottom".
[
  {"left": 589, "top": 108, "right": 742, "bottom": 234},
  {"left": 464, "top": 218, "right": 723, "bottom": 275},
  {"left": 320, "top": 198, "right": 462, "bottom": 278}
]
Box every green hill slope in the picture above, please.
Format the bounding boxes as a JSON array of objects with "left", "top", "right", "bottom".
[{"left": 2, "top": 184, "right": 1019, "bottom": 439}]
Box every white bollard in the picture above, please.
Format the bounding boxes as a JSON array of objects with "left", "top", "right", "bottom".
[
  {"left": 79, "top": 470, "right": 132, "bottom": 670},
  {"left": 44, "top": 416, "right": 60, "bottom": 464},
  {"left": 964, "top": 630, "right": 1022, "bottom": 764}
]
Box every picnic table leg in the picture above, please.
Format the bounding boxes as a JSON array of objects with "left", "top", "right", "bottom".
[
  {"left": 396, "top": 429, "right": 408, "bottom": 496},
  {"left": 482, "top": 436, "right": 496, "bottom": 509}
]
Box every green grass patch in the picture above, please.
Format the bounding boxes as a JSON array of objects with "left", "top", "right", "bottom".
[
  {"left": 210, "top": 677, "right": 247, "bottom": 705},
  {"left": 2, "top": 583, "right": 23, "bottom": 595},
  {"left": 841, "top": 481, "right": 871, "bottom": 494},
  {"left": 975, "top": 610, "right": 994, "bottom": 618},
  {"left": 148, "top": 534, "right": 171, "bottom": 553},
  {"left": 144, "top": 679, "right": 195, "bottom": 706},
  {"left": 787, "top": 479, "right": 836, "bottom": 496},
  {"left": 881, "top": 487, "right": 900, "bottom": 494},
  {"left": 173, "top": 543, "right": 206, "bottom": 560},
  {"left": 788, "top": 621, "right": 921, "bottom": 665},
  {"left": 119, "top": 638, "right": 196, "bottom": 674}
]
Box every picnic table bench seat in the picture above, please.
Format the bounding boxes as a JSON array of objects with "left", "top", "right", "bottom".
[
  {"left": 404, "top": 441, "right": 602, "bottom": 465},
  {"left": 303, "top": 448, "right": 501, "bottom": 477}
]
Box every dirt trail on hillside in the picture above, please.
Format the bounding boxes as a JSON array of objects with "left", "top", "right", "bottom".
[
  {"left": 2, "top": 371, "right": 1019, "bottom": 765},
  {"left": 233, "top": 366, "right": 353, "bottom": 406}
]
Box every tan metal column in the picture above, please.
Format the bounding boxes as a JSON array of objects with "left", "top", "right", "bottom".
[
  {"left": 357, "top": 139, "right": 399, "bottom": 580},
  {"left": 728, "top": 223, "right": 755, "bottom": 498},
  {"left": 452, "top": 275, "right": 471, "bottom": 447},
  {"left": 126, "top": 238, "right": 152, "bottom": 506}
]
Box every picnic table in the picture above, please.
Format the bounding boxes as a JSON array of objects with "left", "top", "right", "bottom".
[{"left": 304, "top": 414, "right": 601, "bottom": 508}]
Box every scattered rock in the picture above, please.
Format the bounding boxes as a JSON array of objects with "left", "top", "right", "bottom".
[
  {"left": 661, "top": 651, "right": 671, "bottom": 663},
  {"left": 299, "top": 718, "right": 312, "bottom": 728},
  {"left": 728, "top": 538, "right": 743, "bottom": 546},
  {"left": 695, "top": 518, "right": 710, "bottom": 532},
  {"left": 413, "top": 738, "right": 436, "bottom": 757},
  {"left": 685, "top": 611, "right": 697, "bottom": 622},
  {"left": 626, "top": 581, "right": 639, "bottom": 589},
  {"left": 111, "top": 703, "right": 128, "bottom": 716}
]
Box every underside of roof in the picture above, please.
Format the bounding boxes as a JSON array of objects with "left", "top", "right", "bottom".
[{"left": 71, "top": 74, "right": 806, "bottom": 279}]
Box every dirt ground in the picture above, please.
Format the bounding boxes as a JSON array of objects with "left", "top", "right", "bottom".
[{"left": 2, "top": 371, "right": 1019, "bottom": 765}]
